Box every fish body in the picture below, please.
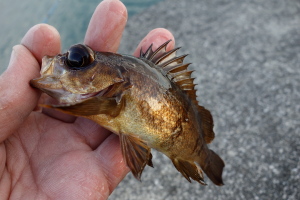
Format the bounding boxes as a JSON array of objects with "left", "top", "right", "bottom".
[{"left": 30, "top": 41, "right": 224, "bottom": 185}]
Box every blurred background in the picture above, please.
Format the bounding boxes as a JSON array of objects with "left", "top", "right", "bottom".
[
  {"left": 0, "top": 0, "right": 163, "bottom": 74},
  {"left": 1, "top": 0, "right": 299, "bottom": 200}
]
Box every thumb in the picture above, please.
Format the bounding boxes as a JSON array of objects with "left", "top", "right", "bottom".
[{"left": 0, "top": 24, "right": 60, "bottom": 142}]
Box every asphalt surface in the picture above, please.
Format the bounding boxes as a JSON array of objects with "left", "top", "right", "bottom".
[
  {"left": 1, "top": 0, "right": 299, "bottom": 199},
  {"left": 111, "top": 0, "right": 300, "bottom": 199}
]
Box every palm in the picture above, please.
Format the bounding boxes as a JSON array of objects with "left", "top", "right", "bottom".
[{"left": 5, "top": 111, "right": 126, "bottom": 199}]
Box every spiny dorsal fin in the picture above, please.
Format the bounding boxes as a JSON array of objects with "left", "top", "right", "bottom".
[
  {"left": 140, "top": 40, "right": 172, "bottom": 62},
  {"left": 140, "top": 40, "right": 197, "bottom": 102},
  {"left": 140, "top": 40, "right": 215, "bottom": 144}
]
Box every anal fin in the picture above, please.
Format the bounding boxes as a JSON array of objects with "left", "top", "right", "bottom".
[
  {"left": 119, "top": 134, "right": 153, "bottom": 180},
  {"left": 171, "top": 158, "right": 206, "bottom": 185}
]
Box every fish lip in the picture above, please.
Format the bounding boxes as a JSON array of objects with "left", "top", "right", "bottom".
[{"left": 30, "top": 75, "right": 62, "bottom": 90}]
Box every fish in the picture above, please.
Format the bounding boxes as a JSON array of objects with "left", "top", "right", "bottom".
[{"left": 30, "top": 40, "right": 225, "bottom": 185}]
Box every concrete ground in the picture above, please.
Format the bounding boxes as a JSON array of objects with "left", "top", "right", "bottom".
[
  {"left": 1, "top": 0, "right": 299, "bottom": 199},
  {"left": 112, "top": 0, "right": 300, "bottom": 199}
]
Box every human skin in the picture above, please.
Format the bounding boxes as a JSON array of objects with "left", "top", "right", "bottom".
[{"left": 0, "top": 0, "right": 174, "bottom": 199}]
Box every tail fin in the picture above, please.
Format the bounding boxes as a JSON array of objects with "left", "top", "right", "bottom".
[{"left": 199, "top": 150, "right": 225, "bottom": 186}]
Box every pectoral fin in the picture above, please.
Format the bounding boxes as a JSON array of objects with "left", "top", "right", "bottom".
[
  {"left": 119, "top": 134, "right": 153, "bottom": 180},
  {"left": 41, "top": 96, "right": 124, "bottom": 117}
]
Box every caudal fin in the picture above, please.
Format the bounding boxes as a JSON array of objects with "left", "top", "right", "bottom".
[{"left": 200, "top": 150, "right": 225, "bottom": 186}]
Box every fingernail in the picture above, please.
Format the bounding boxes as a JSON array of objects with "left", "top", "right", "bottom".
[{"left": 7, "top": 45, "right": 18, "bottom": 70}]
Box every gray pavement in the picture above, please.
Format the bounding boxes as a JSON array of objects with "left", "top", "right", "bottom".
[
  {"left": 1, "top": 0, "right": 299, "bottom": 199},
  {"left": 111, "top": 0, "right": 300, "bottom": 199}
]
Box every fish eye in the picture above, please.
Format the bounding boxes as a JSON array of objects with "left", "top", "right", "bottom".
[{"left": 66, "top": 44, "right": 94, "bottom": 70}]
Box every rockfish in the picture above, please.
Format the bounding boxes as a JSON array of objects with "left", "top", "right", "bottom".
[{"left": 30, "top": 41, "right": 225, "bottom": 185}]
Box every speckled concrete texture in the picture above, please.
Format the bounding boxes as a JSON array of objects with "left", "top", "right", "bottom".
[{"left": 111, "top": 0, "right": 300, "bottom": 199}]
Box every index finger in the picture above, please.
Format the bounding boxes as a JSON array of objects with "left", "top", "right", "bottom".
[{"left": 84, "top": 0, "right": 128, "bottom": 53}]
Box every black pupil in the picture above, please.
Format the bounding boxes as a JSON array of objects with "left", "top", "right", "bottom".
[{"left": 66, "top": 45, "right": 90, "bottom": 69}]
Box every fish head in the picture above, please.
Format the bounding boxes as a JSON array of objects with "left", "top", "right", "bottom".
[{"left": 30, "top": 44, "right": 124, "bottom": 104}]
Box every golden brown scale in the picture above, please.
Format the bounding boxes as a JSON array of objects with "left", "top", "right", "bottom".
[{"left": 30, "top": 41, "right": 225, "bottom": 186}]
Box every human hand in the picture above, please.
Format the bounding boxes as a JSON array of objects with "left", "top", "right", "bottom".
[{"left": 0, "top": 0, "right": 174, "bottom": 199}]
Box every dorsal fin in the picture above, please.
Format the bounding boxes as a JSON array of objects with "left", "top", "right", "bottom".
[
  {"left": 140, "top": 40, "right": 172, "bottom": 63},
  {"left": 140, "top": 40, "right": 215, "bottom": 143},
  {"left": 140, "top": 40, "right": 197, "bottom": 102}
]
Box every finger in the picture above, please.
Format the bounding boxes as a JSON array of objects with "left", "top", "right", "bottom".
[
  {"left": 21, "top": 24, "right": 61, "bottom": 64},
  {"left": 94, "top": 134, "right": 129, "bottom": 194},
  {"left": 133, "top": 28, "right": 175, "bottom": 57},
  {"left": 84, "top": 0, "right": 128, "bottom": 52},
  {"left": 0, "top": 24, "right": 61, "bottom": 142},
  {"left": 74, "top": 0, "right": 127, "bottom": 147}
]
